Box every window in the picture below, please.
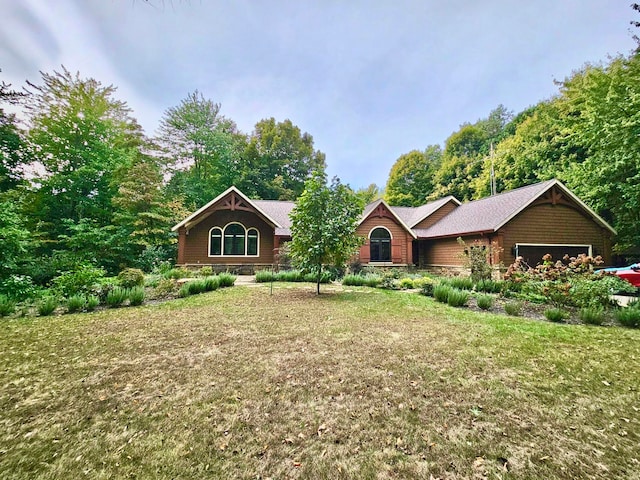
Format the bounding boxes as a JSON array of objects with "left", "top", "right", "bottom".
[
  {"left": 515, "top": 243, "right": 592, "bottom": 265},
  {"left": 209, "top": 227, "right": 222, "bottom": 256},
  {"left": 209, "top": 223, "right": 260, "bottom": 257},
  {"left": 370, "top": 227, "right": 391, "bottom": 262}
]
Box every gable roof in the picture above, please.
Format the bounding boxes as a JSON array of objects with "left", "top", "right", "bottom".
[
  {"left": 360, "top": 199, "right": 417, "bottom": 239},
  {"left": 414, "top": 179, "right": 616, "bottom": 239},
  {"left": 171, "top": 186, "right": 284, "bottom": 232},
  {"left": 253, "top": 199, "right": 295, "bottom": 236},
  {"left": 391, "top": 196, "right": 461, "bottom": 228}
]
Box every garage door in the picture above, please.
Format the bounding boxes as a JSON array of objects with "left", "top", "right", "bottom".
[{"left": 515, "top": 244, "right": 592, "bottom": 266}]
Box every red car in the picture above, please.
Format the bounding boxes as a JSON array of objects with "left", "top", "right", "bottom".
[{"left": 603, "top": 263, "right": 640, "bottom": 287}]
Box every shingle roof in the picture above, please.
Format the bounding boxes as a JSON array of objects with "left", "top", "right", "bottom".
[
  {"left": 390, "top": 196, "right": 461, "bottom": 228},
  {"left": 253, "top": 200, "right": 295, "bottom": 236}
]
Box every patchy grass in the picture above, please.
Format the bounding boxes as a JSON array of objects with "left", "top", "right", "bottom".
[{"left": 1, "top": 284, "right": 639, "bottom": 479}]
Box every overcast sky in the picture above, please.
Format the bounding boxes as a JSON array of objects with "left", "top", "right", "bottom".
[{"left": 1, "top": 0, "right": 636, "bottom": 189}]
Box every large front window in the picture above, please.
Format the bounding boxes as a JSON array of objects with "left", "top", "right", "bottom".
[
  {"left": 209, "top": 223, "right": 259, "bottom": 256},
  {"left": 370, "top": 227, "right": 391, "bottom": 262}
]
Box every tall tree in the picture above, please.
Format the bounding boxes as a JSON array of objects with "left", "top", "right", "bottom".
[
  {"left": 385, "top": 146, "right": 441, "bottom": 206},
  {"left": 239, "top": 118, "right": 326, "bottom": 200},
  {"left": 355, "top": 183, "right": 382, "bottom": 205},
  {"left": 159, "top": 91, "right": 246, "bottom": 209},
  {"left": 24, "top": 67, "right": 145, "bottom": 271},
  {"left": 289, "top": 172, "right": 363, "bottom": 294},
  {"left": 0, "top": 74, "right": 27, "bottom": 192}
]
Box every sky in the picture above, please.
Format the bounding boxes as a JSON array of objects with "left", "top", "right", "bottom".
[{"left": 1, "top": 0, "right": 637, "bottom": 190}]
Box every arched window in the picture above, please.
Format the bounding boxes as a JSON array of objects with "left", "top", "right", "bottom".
[
  {"left": 224, "top": 223, "right": 245, "bottom": 255},
  {"left": 247, "top": 228, "right": 259, "bottom": 256},
  {"left": 370, "top": 227, "right": 391, "bottom": 262},
  {"left": 209, "top": 227, "right": 222, "bottom": 256}
]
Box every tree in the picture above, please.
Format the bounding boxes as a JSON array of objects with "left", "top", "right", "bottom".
[
  {"left": 158, "top": 91, "right": 246, "bottom": 209},
  {"left": 355, "top": 183, "right": 382, "bottom": 205},
  {"left": 385, "top": 146, "right": 440, "bottom": 206},
  {"left": 0, "top": 73, "right": 27, "bottom": 192},
  {"left": 289, "top": 172, "right": 363, "bottom": 294},
  {"left": 239, "top": 118, "right": 326, "bottom": 200},
  {"left": 0, "top": 198, "right": 31, "bottom": 282}
]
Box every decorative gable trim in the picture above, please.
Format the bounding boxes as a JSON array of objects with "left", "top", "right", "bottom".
[{"left": 359, "top": 199, "right": 417, "bottom": 239}]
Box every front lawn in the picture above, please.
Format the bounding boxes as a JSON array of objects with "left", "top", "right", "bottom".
[{"left": 1, "top": 284, "right": 639, "bottom": 479}]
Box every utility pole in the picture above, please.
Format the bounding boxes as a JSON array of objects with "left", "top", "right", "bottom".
[{"left": 490, "top": 143, "right": 497, "bottom": 196}]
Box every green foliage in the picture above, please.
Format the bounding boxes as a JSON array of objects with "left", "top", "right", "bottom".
[
  {"left": 289, "top": 172, "right": 363, "bottom": 294},
  {"left": 504, "top": 301, "right": 523, "bottom": 316},
  {"left": 203, "top": 276, "right": 220, "bottom": 291},
  {"left": 447, "top": 288, "right": 470, "bottom": 307},
  {"left": 86, "top": 295, "right": 100, "bottom": 311},
  {"left": 199, "top": 266, "right": 213, "bottom": 277},
  {"left": 66, "top": 294, "right": 87, "bottom": 313},
  {"left": 457, "top": 237, "right": 494, "bottom": 283},
  {"left": 476, "top": 294, "right": 494, "bottom": 310},
  {"left": 544, "top": 308, "right": 567, "bottom": 323},
  {"left": 164, "top": 267, "right": 192, "bottom": 280},
  {"left": 399, "top": 278, "right": 415, "bottom": 289},
  {"left": 178, "top": 284, "right": 192, "bottom": 298},
  {"left": 117, "top": 268, "right": 145, "bottom": 289},
  {"left": 615, "top": 307, "right": 640, "bottom": 328},
  {"left": 37, "top": 296, "right": 59, "bottom": 316},
  {"left": 0, "top": 295, "right": 16, "bottom": 317},
  {"left": 0, "top": 274, "right": 38, "bottom": 301},
  {"left": 579, "top": 307, "right": 605, "bottom": 326},
  {"left": 420, "top": 280, "right": 435, "bottom": 297},
  {"left": 106, "top": 287, "right": 128, "bottom": 308},
  {"left": 217, "top": 273, "right": 236, "bottom": 288},
  {"left": 433, "top": 284, "right": 452, "bottom": 303},
  {"left": 255, "top": 270, "right": 276, "bottom": 283},
  {"left": 128, "top": 286, "right": 145, "bottom": 306},
  {"left": 385, "top": 146, "right": 441, "bottom": 206},
  {"left": 475, "top": 279, "right": 503, "bottom": 293},
  {"left": 446, "top": 276, "right": 474, "bottom": 291},
  {"left": 570, "top": 275, "right": 635, "bottom": 308},
  {"left": 50, "top": 266, "right": 105, "bottom": 297},
  {"left": 186, "top": 280, "right": 207, "bottom": 295},
  {"left": 0, "top": 200, "right": 32, "bottom": 282},
  {"left": 154, "top": 278, "right": 178, "bottom": 297}
]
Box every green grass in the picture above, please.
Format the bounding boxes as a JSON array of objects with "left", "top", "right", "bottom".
[{"left": 1, "top": 285, "right": 639, "bottom": 479}]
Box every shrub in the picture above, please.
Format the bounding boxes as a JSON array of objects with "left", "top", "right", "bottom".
[
  {"left": 0, "top": 275, "right": 38, "bottom": 301},
  {"left": 504, "top": 301, "right": 523, "bottom": 316},
  {"left": 255, "top": 270, "right": 276, "bottom": 283},
  {"left": 186, "top": 280, "right": 207, "bottom": 295},
  {"left": 128, "top": 286, "right": 145, "bottom": 306},
  {"left": 433, "top": 284, "right": 452, "bottom": 303},
  {"left": 628, "top": 298, "right": 639, "bottom": 309},
  {"left": 615, "top": 307, "right": 640, "bottom": 328},
  {"left": 399, "top": 278, "right": 415, "bottom": 289},
  {"left": 420, "top": 282, "right": 435, "bottom": 297},
  {"left": 303, "top": 272, "right": 332, "bottom": 284},
  {"left": 447, "top": 288, "right": 469, "bottom": 307},
  {"left": 448, "top": 276, "right": 474, "bottom": 291},
  {"left": 476, "top": 294, "right": 494, "bottom": 310},
  {"left": 203, "top": 276, "right": 220, "bottom": 291},
  {"left": 475, "top": 279, "right": 503, "bottom": 293},
  {"left": 144, "top": 274, "right": 162, "bottom": 288},
  {"left": 199, "top": 266, "right": 213, "bottom": 277},
  {"left": 544, "top": 307, "right": 567, "bottom": 323},
  {"left": 154, "top": 278, "right": 178, "bottom": 297},
  {"left": 38, "top": 296, "right": 59, "bottom": 316},
  {"left": 0, "top": 295, "right": 16, "bottom": 317},
  {"left": 570, "top": 275, "right": 635, "bottom": 308},
  {"left": 342, "top": 274, "right": 365, "bottom": 286},
  {"left": 164, "top": 267, "right": 192, "bottom": 280},
  {"left": 363, "top": 274, "right": 382, "bottom": 288},
  {"left": 380, "top": 277, "right": 400, "bottom": 290},
  {"left": 86, "top": 295, "right": 100, "bottom": 311},
  {"left": 217, "top": 273, "right": 236, "bottom": 287},
  {"left": 66, "top": 294, "right": 87, "bottom": 313},
  {"left": 178, "top": 284, "right": 191, "bottom": 298},
  {"left": 277, "top": 270, "right": 304, "bottom": 282},
  {"left": 579, "top": 307, "right": 605, "bottom": 325},
  {"left": 106, "top": 287, "right": 128, "bottom": 308},
  {"left": 117, "top": 268, "right": 145, "bottom": 289},
  {"left": 50, "top": 265, "right": 105, "bottom": 297}
]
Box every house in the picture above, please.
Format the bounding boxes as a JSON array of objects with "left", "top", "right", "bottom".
[{"left": 171, "top": 179, "right": 616, "bottom": 271}]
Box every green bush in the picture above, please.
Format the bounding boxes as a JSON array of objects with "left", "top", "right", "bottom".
[
  {"left": 106, "top": 287, "right": 128, "bottom": 308},
  {"left": 117, "top": 268, "right": 145, "bottom": 289},
  {"left": 50, "top": 265, "right": 105, "bottom": 297},
  {"left": 447, "top": 288, "right": 469, "bottom": 307},
  {"left": 475, "top": 279, "right": 503, "bottom": 293},
  {"left": 0, "top": 275, "right": 38, "bottom": 301},
  {"left": 154, "top": 278, "right": 178, "bottom": 297},
  {"left": 615, "top": 307, "right": 640, "bottom": 328},
  {"left": 178, "top": 284, "right": 192, "bottom": 298},
  {"left": 363, "top": 275, "right": 382, "bottom": 288},
  {"left": 399, "top": 278, "right": 415, "bottom": 289},
  {"left": 37, "top": 296, "right": 59, "bottom": 316},
  {"left": 302, "top": 272, "right": 332, "bottom": 284},
  {"left": 86, "top": 295, "right": 100, "bottom": 311},
  {"left": 342, "top": 274, "right": 365, "bottom": 286},
  {"left": 217, "top": 273, "right": 236, "bottom": 287},
  {"left": 186, "top": 280, "right": 207, "bottom": 295},
  {"left": 203, "top": 276, "right": 220, "bottom": 291},
  {"left": 276, "top": 270, "right": 304, "bottom": 282},
  {"left": 199, "top": 266, "right": 213, "bottom": 277},
  {"left": 579, "top": 307, "right": 605, "bottom": 325},
  {"left": 628, "top": 298, "right": 639, "bottom": 309},
  {"left": 164, "top": 267, "right": 192, "bottom": 280},
  {"left": 570, "top": 275, "right": 636, "bottom": 308},
  {"left": 448, "top": 276, "right": 474, "bottom": 291},
  {"left": 128, "top": 286, "right": 145, "bottom": 306},
  {"left": 66, "top": 294, "right": 87, "bottom": 313},
  {"left": 544, "top": 307, "right": 567, "bottom": 323},
  {"left": 476, "top": 294, "right": 494, "bottom": 310},
  {"left": 433, "top": 284, "right": 452, "bottom": 303},
  {"left": 504, "top": 301, "right": 523, "bottom": 316},
  {"left": 0, "top": 295, "right": 16, "bottom": 317},
  {"left": 255, "top": 270, "right": 275, "bottom": 283}
]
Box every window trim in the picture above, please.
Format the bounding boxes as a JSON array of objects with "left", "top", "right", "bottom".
[
  {"left": 514, "top": 243, "right": 593, "bottom": 258},
  {"left": 208, "top": 222, "right": 260, "bottom": 258},
  {"left": 369, "top": 226, "right": 393, "bottom": 263}
]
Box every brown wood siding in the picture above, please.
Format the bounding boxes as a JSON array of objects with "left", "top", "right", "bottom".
[
  {"left": 501, "top": 203, "right": 612, "bottom": 266},
  {"left": 413, "top": 201, "right": 458, "bottom": 229},
  {"left": 357, "top": 215, "right": 411, "bottom": 264},
  {"left": 181, "top": 210, "right": 275, "bottom": 265},
  {"left": 423, "top": 235, "right": 489, "bottom": 266}
]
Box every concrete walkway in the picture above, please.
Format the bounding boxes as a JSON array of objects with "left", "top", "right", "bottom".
[{"left": 234, "top": 275, "right": 257, "bottom": 286}]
